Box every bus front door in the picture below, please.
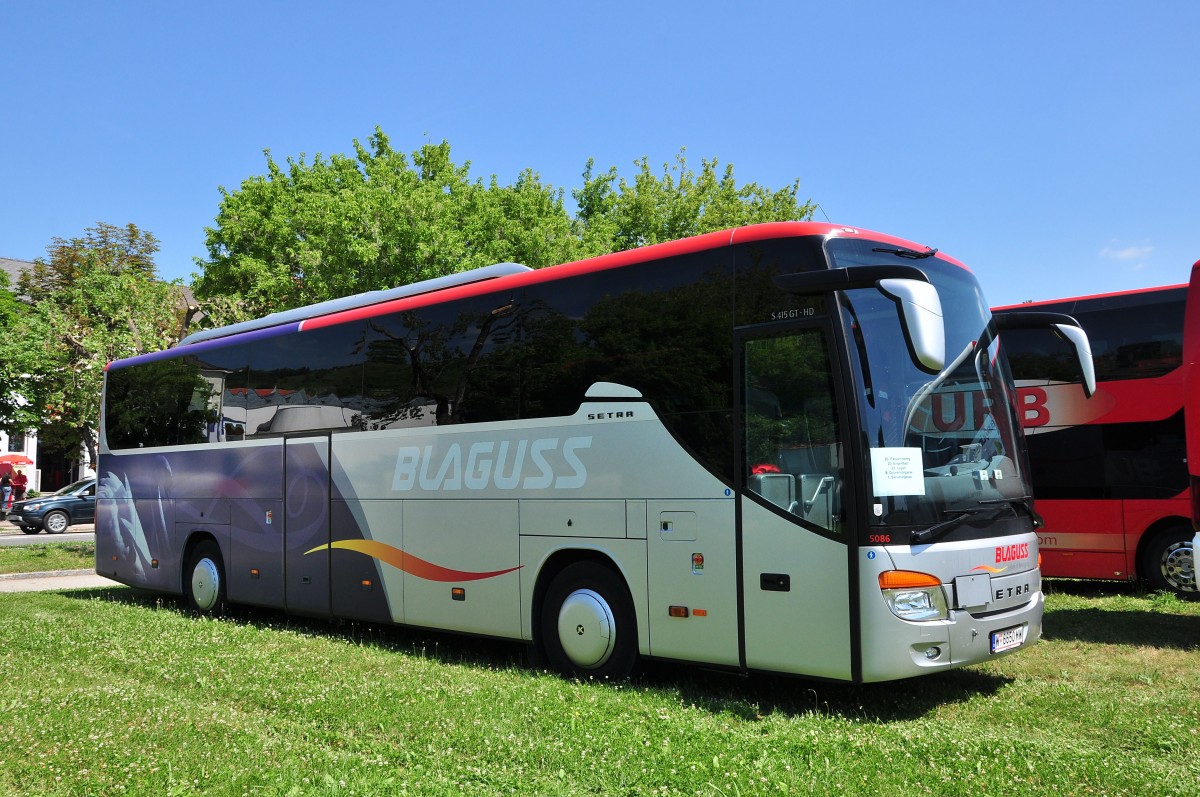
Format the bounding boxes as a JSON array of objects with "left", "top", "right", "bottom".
[{"left": 739, "top": 328, "right": 854, "bottom": 680}]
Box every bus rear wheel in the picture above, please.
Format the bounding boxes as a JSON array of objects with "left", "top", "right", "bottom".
[
  {"left": 540, "top": 561, "right": 638, "bottom": 681},
  {"left": 1141, "top": 526, "right": 1196, "bottom": 596},
  {"left": 185, "top": 540, "right": 227, "bottom": 614}
]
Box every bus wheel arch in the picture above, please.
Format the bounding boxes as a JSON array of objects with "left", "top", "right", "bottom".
[
  {"left": 1137, "top": 520, "right": 1196, "bottom": 595},
  {"left": 534, "top": 553, "right": 639, "bottom": 680},
  {"left": 182, "top": 534, "right": 227, "bottom": 614}
]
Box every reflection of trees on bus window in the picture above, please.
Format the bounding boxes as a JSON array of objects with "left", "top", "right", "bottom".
[
  {"left": 105, "top": 250, "right": 741, "bottom": 483},
  {"left": 105, "top": 359, "right": 217, "bottom": 448},
  {"left": 362, "top": 298, "right": 520, "bottom": 429},
  {"left": 743, "top": 331, "right": 843, "bottom": 534},
  {"left": 195, "top": 344, "right": 248, "bottom": 443},
  {"left": 518, "top": 261, "right": 736, "bottom": 479}
]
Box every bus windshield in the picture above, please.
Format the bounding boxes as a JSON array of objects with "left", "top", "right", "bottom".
[{"left": 832, "top": 241, "right": 1031, "bottom": 532}]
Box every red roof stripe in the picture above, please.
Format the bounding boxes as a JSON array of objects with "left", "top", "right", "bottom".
[
  {"left": 992, "top": 282, "right": 1188, "bottom": 311},
  {"left": 301, "top": 221, "right": 964, "bottom": 331}
]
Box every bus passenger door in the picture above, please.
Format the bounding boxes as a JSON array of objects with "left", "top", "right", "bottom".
[
  {"left": 284, "top": 434, "right": 331, "bottom": 617},
  {"left": 739, "top": 327, "right": 854, "bottom": 680}
]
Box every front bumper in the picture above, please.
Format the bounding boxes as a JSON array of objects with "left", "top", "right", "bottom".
[{"left": 7, "top": 512, "right": 45, "bottom": 530}]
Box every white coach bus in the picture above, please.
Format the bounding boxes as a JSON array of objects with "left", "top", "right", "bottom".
[{"left": 96, "top": 222, "right": 1089, "bottom": 683}]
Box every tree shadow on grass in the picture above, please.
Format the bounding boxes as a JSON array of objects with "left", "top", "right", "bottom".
[
  {"left": 66, "top": 586, "right": 1011, "bottom": 722},
  {"left": 1042, "top": 579, "right": 1200, "bottom": 649},
  {"left": 66, "top": 585, "right": 530, "bottom": 669},
  {"left": 1043, "top": 607, "right": 1200, "bottom": 649}
]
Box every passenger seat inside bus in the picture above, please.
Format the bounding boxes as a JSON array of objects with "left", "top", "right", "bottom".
[{"left": 748, "top": 444, "right": 839, "bottom": 530}]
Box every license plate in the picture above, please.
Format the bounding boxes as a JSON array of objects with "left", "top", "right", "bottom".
[{"left": 990, "top": 625, "right": 1026, "bottom": 654}]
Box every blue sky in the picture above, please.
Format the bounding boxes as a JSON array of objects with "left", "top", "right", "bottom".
[{"left": 2, "top": 1, "right": 1197, "bottom": 307}]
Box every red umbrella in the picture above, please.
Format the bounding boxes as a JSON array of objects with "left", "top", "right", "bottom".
[{"left": 0, "top": 454, "right": 33, "bottom": 466}]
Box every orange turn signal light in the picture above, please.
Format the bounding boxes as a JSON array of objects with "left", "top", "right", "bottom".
[{"left": 878, "top": 570, "right": 941, "bottom": 590}]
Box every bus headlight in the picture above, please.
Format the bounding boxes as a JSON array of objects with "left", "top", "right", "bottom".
[{"left": 879, "top": 570, "right": 949, "bottom": 621}]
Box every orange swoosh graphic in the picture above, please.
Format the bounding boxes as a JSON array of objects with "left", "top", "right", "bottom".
[
  {"left": 305, "top": 539, "right": 522, "bottom": 582},
  {"left": 970, "top": 564, "right": 1007, "bottom": 574}
]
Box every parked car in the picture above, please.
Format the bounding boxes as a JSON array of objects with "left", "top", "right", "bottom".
[{"left": 8, "top": 477, "right": 96, "bottom": 534}]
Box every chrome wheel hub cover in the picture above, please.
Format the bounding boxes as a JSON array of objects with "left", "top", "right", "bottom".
[
  {"left": 557, "top": 589, "right": 616, "bottom": 669},
  {"left": 191, "top": 558, "right": 221, "bottom": 611},
  {"left": 1161, "top": 541, "right": 1196, "bottom": 592}
]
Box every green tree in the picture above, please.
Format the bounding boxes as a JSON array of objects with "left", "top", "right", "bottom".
[
  {"left": 193, "top": 130, "right": 815, "bottom": 321},
  {"left": 0, "top": 271, "right": 38, "bottom": 432},
  {"left": 573, "top": 149, "right": 814, "bottom": 252},
  {"left": 0, "top": 223, "right": 187, "bottom": 467},
  {"left": 0, "top": 272, "right": 23, "bottom": 328},
  {"left": 195, "top": 129, "right": 584, "bottom": 319}
]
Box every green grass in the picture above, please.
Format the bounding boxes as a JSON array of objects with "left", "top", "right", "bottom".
[
  {"left": 0, "top": 582, "right": 1196, "bottom": 796},
  {"left": 0, "top": 541, "right": 95, "bottom": 574}
]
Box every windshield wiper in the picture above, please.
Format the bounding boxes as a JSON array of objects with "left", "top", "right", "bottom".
[
  {"left": 872, "top": 246, "right": 938, "bottom": 260},
  {"left": 979, "top": 495, "right": 1044, "bottom": 529},
  {"left": 910, "top": 504, "right": 1009, "bottom": 545},
  {"left": 910, "top": 495, "right": 1043, "bottom": 545}
]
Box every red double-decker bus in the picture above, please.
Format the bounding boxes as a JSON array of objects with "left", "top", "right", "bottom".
[{"left": 994, "top": 262, "right": 1200, "bottom": 595}]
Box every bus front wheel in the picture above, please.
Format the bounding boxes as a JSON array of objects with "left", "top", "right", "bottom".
[
  {"left": 540, "top": 562, "right": 638, "bottom": 681},
  {"left": 185, "top": 540, "right": 227, "bottom": 614},
  {"left": 1141, "top": 526, "right": 1196, "bottom": 596}
]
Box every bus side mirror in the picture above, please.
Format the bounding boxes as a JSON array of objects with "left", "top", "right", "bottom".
[
  {"left": 993, "top": 311, "right": 1096, "bottom": 398},
  {"left": 773, "top": 266, "right": 945, "bottom": 373},
  {"left": 877, "top": 278, "right": 945, "bottom": 373}
]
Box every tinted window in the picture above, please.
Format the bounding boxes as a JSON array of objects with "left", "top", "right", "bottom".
[
  {"left": 733, "top": 237, "right": 829, "bottom": 327},
  {"left": 1001, "top": 327, "right": 1082, "bottom": 382},
  {"left": 104, "top": 357, "right": 214, "bottom": 449},
  {"left": 1001, "top": 288, "right": 1185, "bottom": 382},
  {"left": 191, "top": 344, "right": 249, "bottom": 442},
  {"left": 105, "top": 242, "right": 769, "bottom": 485},
  {"left": 520, "top": 250, "right": 736, "bottom": 479},
  {"left": 247, "top": 324, "right": 366, "bottom": 436},
  {"left": 1025, "top": 411, "right": 1187, "bottom": 499},
  {"left": 525, "top": 256, "right": 734, "bottom": 417},
  {"left": 362, "top": 295, "right": 521, "bottom": 429}
]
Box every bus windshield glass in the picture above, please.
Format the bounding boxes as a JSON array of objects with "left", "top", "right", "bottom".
[{"left": 830, "top": 239, "right": 1031, "bottom": 532}]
